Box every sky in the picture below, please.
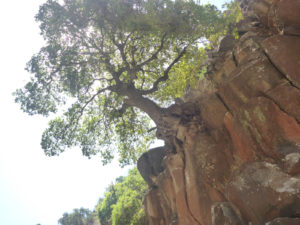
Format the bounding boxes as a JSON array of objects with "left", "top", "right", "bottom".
[{"left": 0, "top": 0, "right": 227, "bottom": 225}]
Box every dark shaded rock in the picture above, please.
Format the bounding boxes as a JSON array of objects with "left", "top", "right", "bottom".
[
  {"left": 218, "top": 35, "right": 236, "bottom": 53},
  {"left": 137, "top": 146, "right": 166, "bottom": 187}
]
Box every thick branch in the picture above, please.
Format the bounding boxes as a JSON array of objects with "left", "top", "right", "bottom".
[
  {"left": 112, "top": 38, "right": 131, "bottom": 70},
  {"left": 138, "top": 46, "right": 188, "bottom": 95},
  {"left": 137, "top": 33, "right": 167, "bottom": 68},
  {"left": 89, "top": 39, "right": 121, "bottom": 83},
  {"left": 119, "top": 85, "right": 164, "bottom": 125}
]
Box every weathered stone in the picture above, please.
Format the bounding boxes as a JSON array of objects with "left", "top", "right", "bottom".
[
  {"left": 232, "top": 36, "right": 261, "bottom": 65},
  {"left": 156, "top": 170, "right": 177, "bottom": 218},
  {"left": 243, "top": 0, "right": 300, "bottom": 35},
  {"left": 218, "top": 58, "right": 283, "bottom": 114},
  {"left": 266, "top": 217, "right": 300, "bottom": 225},
  {"left": 262, "top": 35, "right": 300, "bottom": 89},
  {"left": 284, "top": 153, "right": 300, "bottom": 175},
  {"left": 165, "top": 154, "right": 199, "bottom": 225},
  {"left": 140, "top": 2, "right": 300, "bottom": 225},
  {"left": 183, "top": 134, "right": 229, "bottom": 225},
  {"left": 234, "top": 97, "right": 300, "bottom": 160},
  {"left": 224, "top": 112, "right": 257, "bottom": 162},
  {"left": 266, "top": 80, "right": 300, "bottom": 123},
  {"left": 145, "top": 188, "right": 167, "bottom": 225},
  {"left": 223, "top": 53, "right": 237, "bottom": 77},
  {"left": 198, "top": 94, "right": 227, "bottom": 130},
  {"left": 211, "top": 202, "right": 246, "bottom": 225},
  {"left": 277, "top": 0, "right": 300, "bottom": 35},
  {"left": 227, "top": 162, "right": 300, "bottom": 225}
]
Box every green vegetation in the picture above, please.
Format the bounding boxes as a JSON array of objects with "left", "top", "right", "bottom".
[
  {"left": 97, "top": 168, "right": 148, "bottom": 225},
  {"left": 58, "top": 208, "right": 96, "bottom": 225},
  {"left": 14, "top": 0, "right": 242, "bottom": 166},
  {"left": 58, "top": 168, "right": 147, "bottom": 225}
]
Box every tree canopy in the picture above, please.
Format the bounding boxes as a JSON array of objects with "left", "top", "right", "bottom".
[
  {"left": 58, "top": 208, "right": 96, "bottom": 225},
  {"left": 96, "top": 168, "right": 148, "bottom": 225},
  {"left": 57, "top": 168, "right": 147, "bottom": 225},
  {"left": 15, "top": 0, "right": 241, "bottom": 165}
]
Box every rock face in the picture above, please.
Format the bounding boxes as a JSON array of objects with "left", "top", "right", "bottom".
[{"left": 138, "top": 0, "right": 300, "bottom": 225}]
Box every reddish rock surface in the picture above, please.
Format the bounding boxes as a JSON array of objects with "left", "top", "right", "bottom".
[
  {"left": 139, "top": 1, "right": 300, "bottom": 224},
  {"left": 262, "top": 35, "right": 300, "bottom": 88}
]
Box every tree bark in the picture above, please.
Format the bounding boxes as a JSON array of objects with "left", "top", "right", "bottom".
[{"left": 123, "top": 85, "right": 165, "bottom": 125}]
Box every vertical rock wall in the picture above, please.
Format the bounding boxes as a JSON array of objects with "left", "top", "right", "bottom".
[{"left": 138, "top": 0, "right": 300, "bottom": 224}]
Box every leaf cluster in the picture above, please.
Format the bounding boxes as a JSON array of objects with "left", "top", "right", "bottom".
[
  {"left": 58, "top": 208, "right": 95, "bottom": 225},
  {"left": 96, "top": 168, "right": 148, "bottom": 225}
]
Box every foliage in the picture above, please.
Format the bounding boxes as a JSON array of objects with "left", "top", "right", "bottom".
[
  {"left": 58, "top": 208, "right": 95, "bottom": 225},
  {"left": 156, "top": 46, "right": 207, "bottom": 102},
  {"left": 96, "top": 168, "right": 148, "bottom": 225},
  {"left": 203, "top": 0, "right": 243, "bottom": 48},
  {"left": 97, "top": 186, "right": 118, "bottom": 225},
  {"left": 14, "top": 0, "right": 242, "bottom": 165}
]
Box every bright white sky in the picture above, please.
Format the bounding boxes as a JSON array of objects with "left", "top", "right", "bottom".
[{"left": 0, "top": 0, "right": 227, "bottom": 225}]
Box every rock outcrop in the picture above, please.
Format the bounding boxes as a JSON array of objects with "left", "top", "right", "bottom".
[{"left": 138, "top": 0, "right": 300, "bottom": 224}]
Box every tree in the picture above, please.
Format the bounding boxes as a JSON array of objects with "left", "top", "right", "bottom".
[
  {"left": 96, "top": 168, "right": 148, "bottom": 225},
  {"left": 58, "top": 208, "right": 95, "bottom": 225},
  {"left": 15, "top": 0, "right": 240, "bottom": 165},
  {"left": 97, "top": 185, "right": 118, "bottom": 225}
]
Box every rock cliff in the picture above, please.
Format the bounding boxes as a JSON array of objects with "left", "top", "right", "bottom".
[{"left": 137, "top": 0, "right": 300, "bottom": 224}]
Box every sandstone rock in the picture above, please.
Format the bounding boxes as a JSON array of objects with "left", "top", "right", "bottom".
[
  {"left": 223, "top": 52, "right": 237, "bottom": 77},
  {"left": 165, "top": 154, "right": 199, "bottom": 225},
  {"left": 266, "top": 80, "right": 300, "bottom": 123},
  {"left": 232, "top": 35, "right": 261, "bottom": 65},
  {"left": 183, "top": 134, "right": 229, "bottom": 225},
  {"left": 198, "top": 94, "right": 227, "bottom": 130},
  {"left": 145, "top": 188, "right": 168, "bottom": 225},
  {"left": 262, "top": 35, "right": 300, "bottom": 89},
  {"left": 224, "top": 112, "right": 257, "bottom": 162},
  {"left": 240, "top": 0, "right": 300, "bottom": 35},
  {"left": 140, "top": 2, "right": 300, "bottom": 225},
  {"left": 218, "top": 58, "right": 283, "bottom": 114},
  {"left": 227, "top": 162, "right": 300, "bottom": 225},
  {"left": 276, "top": 0, "right": 300, "bottom": 35},
  {"left": 234, "top": 97, "right": 300, "bottom": 160}
]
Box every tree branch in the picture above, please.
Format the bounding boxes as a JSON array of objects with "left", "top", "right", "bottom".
[
  {"left": 112, "top": 37, "right": 131, "bottom": 70},
  {"left": 138, "top": 46, "right": 188, "bottom": 95},
  {"left": 137, "top": 33, "right": 167, "bottom": 68},
  {"left": 78, "top": 85, "right": 115, "bottom": 118}
]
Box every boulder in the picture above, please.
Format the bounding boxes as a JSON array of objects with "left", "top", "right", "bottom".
[{"left": 137, "top": 146, "right": 166, "bottom": 187}]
